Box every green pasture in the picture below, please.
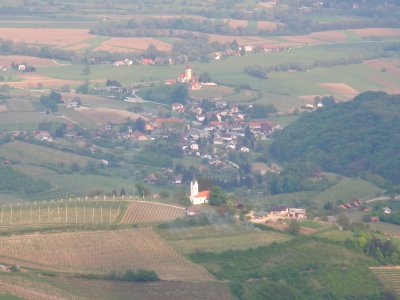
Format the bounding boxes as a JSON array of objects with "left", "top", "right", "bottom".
[
  {"left": 312, "top": 178, "right": 383, "bottom": 203},
  {"left": 0, "top": 141, "right": 95, "bottom": 166},
  {"left": 315, "top": 229, "right": 354, "bottom": 242},
  {"left": 160, "top": 224, "right": 292, "bottom": 254}
]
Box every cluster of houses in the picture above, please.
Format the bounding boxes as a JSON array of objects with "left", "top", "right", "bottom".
[
  {"left": 249, "top": 205, "right": 307, "bottom": 223},
  {"left": 339, "top": 199, "right": 362, "bottom": 210}
]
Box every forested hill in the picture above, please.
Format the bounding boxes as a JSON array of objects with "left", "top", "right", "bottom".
[{"left": 270, "top": 91, "right": 400, "bottom": 184}]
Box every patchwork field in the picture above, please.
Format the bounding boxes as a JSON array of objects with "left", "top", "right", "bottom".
[
  {"left": 121, "top": 201, "right": 185, "bottom": 224},
  {"left": 371, "top": 267, "right": 400, "bottom": 296},
  {"left": 0, "top": 228, "right": 213, "bottom": 280}
]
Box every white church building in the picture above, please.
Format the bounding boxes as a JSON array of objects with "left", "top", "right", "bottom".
[{"left": 190, "top": 179, "right": 210, "bottom": 205}]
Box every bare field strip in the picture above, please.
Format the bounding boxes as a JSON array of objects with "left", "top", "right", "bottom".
[
  {"left": 0, "top": 28, "right": 93, "bottom": 47},
  {"left": 96, "top": 37, "right": 172, "bottom": 52},
  {"left": 351, "top": 28, "right": 400, "bottom": 37},
  {"left": 370, "top": 266, "right": 400, "bottom": 295},
  {"left": 227, "top": 19, "right": 248, "bottom": 29},
  {"left": 257, "top": 21, "right": 278, "bottom": 30},
  {"left": 319, "top": 83, "right": 359, "bottom": 98},
  {"left": 0, "top": 228, "right": 213, "bottom": 281},
  {"left": 0, "top": 55, "right": 60, "bottom": 67},
  {"left": 121, "top": 201, "right": 185, "bottom": 224}
]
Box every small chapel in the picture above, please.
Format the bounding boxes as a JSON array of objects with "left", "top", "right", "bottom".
[{"left": 189, "top": 178, "right": 210, "bottom": 205}]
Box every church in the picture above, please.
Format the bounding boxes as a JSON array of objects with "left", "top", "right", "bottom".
[{"left": 189, "top": 178, "right": 210, "bottom": 205}]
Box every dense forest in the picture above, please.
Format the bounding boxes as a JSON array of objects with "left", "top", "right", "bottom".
[{"left": 271, "top": 91, "right": 400, "bottom": 185}]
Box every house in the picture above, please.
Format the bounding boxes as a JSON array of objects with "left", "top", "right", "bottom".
[
  {"left": 165, "top": 79, "right": 176, "bottom": 85},
  {"left": 172, "top": 103, "right": 185, "bottom": 113},
  {"left": 18, "top": 64, "right": 26, "bottom": 71},
  {"left": 34, "top": 131, "right": 53, "bottom": 142},
  {"left": 288, "top": 208, "right": 307, "bottom": 219},
  {"left": 145, "top": 173, "right": 158, "bottom": 184},
  {"left": 370, "top": 216, "right": 380, "bottom": 222},
  {"left": 132, "top": 130, "right": 148, "bottom": 141},
  {"left": 383, "top": 207, "right": 392, "bottom": 214},
  {"left": 171, "top": 174, "right": 183, "bottom": 184},
  {"left": 240, "top": 147, "right": 250, "bottom": 153},
  {"left": 189, "top": 178, "right": 210, "bottom": 205},
  {"left": 269, "top": 206, "right": 289, "bottom": 216},
  {"left": 141, "top": 58, "right": 155, "bottom": 65},
  {"left": 244, "top": 45, "right": 254, "bottom": 53},
  {"left": 112, "top": 61, "right": 125, "bottom": 67}
]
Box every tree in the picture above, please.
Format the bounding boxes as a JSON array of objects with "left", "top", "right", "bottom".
[
  {"left": 82, "top": 65, "right": 91, "bottom": 76},
  {"left": 287, "top": 220, "right": 300, "bottom": 235},
  {"left": 337, "top": 213, "right": 350, "bottom": 230},
  {"left": 209, "top": 185, "right": 228, "bottom": 206},
  {"left": 135, "top": 183, "right": 150, "bottom": 198},
  {"left": 199, "top": 72, "right": 211, "bottom": 83},
  {"left": 134, "top": 117, "right": 146, "bottom": 133}
]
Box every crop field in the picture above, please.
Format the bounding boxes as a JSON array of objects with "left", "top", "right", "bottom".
[
  {"left": 0, "top": 112, "right": 59, "bottom": 125},
  {"left": 0, "top": 141, "right": 95, "bottom": 167},
  {"left": 75, "top": 107, "right": 143, "bottom": 124},
  {"left": 0, "top": 200, "right": 123, "bottom": 226},
  {"left": 370, "top": 267, "right": 400, "bottom": 296},
  {"left": 161, "top": 224, "right": 292, "bottom": 254},
  {"left": 0, "top": 28, "right": 93, "bottom": 47},
  {"left": 95, "top": 37, "right": 172, "bottom": 52},
  {"left": 120, "top": 201, "right": 185, "bottom": 224},
  {"left": 49, "top": 277, "right": 232, "bottom": 300},
  {"left": 0, "top": 228, "right": 213, "bottom": 280},
  {"left": 0, "top": 56, "right": 60, "bottom": 67},
  {"left": 5, "top": 100, "right": 35, "bottom": 112},
  {"left": 0, "top": 275, "right": 68, "bottom": 300}
]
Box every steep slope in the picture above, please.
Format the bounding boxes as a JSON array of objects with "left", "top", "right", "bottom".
[{"left": 271, "top": 91, "right": 400, "bottom": 183}]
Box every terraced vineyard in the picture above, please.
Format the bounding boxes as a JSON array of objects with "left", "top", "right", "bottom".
[
  {"left": 120, "top": 201, "right": 185, "bottom": 224},
  {"left": 371, "top": 267, "right": 400, "bottom": 296},
  {"left": 0, "top": 228, "right": 212, "bottom": 281}
]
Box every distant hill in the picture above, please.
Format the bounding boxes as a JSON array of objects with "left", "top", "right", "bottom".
[{"left": 271, "top": 91, "right": 400, "bottom": 184}]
